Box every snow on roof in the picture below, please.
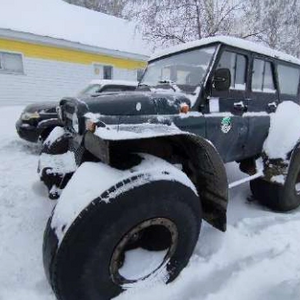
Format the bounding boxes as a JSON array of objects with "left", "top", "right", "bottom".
[
  {"left": 0, "top": 0, "right": 150, "bottom": 57},
  {"left": 150, "top": 36, "right": 300, "bottom": 65}
]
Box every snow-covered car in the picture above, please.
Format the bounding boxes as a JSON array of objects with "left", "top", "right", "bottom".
[
  {"left": 15, "top": 79, "right": 137, "bottom": 142},
  {"left": 39, "top": 36, "right": 300, "bottom": 300}
]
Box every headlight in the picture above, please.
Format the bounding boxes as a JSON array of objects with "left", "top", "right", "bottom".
[
  {"left": 72, "top": 113, "right": 79, "bottom": 133},
  {"left": 21, "top": 111, "right": 40, "bottom": 121}
]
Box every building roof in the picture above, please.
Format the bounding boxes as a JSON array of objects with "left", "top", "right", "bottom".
[
  {"left": 0, "top": 0, "right": 150, "bottom": 58},
  {"left": 150, "top": 36, "right": 300, "bottom": 65}
]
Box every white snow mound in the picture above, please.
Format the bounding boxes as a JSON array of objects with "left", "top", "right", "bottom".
[{"left": 263, "top": 101, "right": 300, "bottom": 159}]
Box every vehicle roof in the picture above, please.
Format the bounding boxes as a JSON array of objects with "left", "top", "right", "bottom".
[
  {"left": 150, "top": 35, "right": 300, "bottom": 66},
  {"left": 89, "top": 79, "right": 138, "bottom": 87}
]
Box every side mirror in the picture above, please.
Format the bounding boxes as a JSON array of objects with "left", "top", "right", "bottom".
[{"left": 213, "top": 68, "right": 231, "bottom": 91}]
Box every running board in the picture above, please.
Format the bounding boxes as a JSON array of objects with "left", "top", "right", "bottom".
[{"left": 228, "top": 169, "right": 264, "bottom": 189}]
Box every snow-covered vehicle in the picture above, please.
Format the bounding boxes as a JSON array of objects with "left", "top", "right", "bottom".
[
  {"left": 39, "top": 36, "right": 300, "bottom": 300},
  {"left": 16, "top": 79, "right": 137, "bottom": 143}
]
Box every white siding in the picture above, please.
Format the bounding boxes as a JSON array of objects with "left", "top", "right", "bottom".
[{"left": 0, "top": 56, "right": 137, "bottom": 106}]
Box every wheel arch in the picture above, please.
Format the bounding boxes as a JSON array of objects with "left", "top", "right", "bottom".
[{"left": 88, "top": 131, "right": 229, "bottom": 232}]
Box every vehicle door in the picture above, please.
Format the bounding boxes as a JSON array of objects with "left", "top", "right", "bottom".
[
  {"left": 204, "top": 49, "right": 250, "bottom": 162},
  {"left": 244, "top": 57, "right": 279, "bottom": 158}
]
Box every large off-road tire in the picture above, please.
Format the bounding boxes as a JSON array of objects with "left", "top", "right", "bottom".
[
  {"left": 250, "top": 147, "right": 300, "bottom": 211},
  {"left": 43, "top": 160, "right": 201, "bottom": 300}
]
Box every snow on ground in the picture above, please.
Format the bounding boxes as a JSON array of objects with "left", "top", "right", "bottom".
[{"left": 1, "top": 105, "right": 300, "bottom": 300}]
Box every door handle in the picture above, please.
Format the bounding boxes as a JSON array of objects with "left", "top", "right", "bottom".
[
  {"left": 234, "top": 101, "right": 247, "bottom": 112},
  {"left": 268, "top": 102, "right": 277, "bottom": 109}
]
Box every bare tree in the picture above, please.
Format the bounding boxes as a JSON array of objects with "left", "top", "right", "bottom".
[
  {"left": 63, "top": 0, "right": 127, "bottom": 18},
  {"left": 63, "top": 0, "right": 300, "bottom": 57},
  {"left": 240, "top": 0, "right": 300, "bottom": 57},
  {"left": 125, "top": 0, "right": 246, "bottom": 48}
]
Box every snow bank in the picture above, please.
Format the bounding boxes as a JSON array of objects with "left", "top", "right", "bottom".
[
  {"left": 263, "top": 101, "right": 300, "bottom": 159},
  {"left": 0, "top": 0, "right": 150, "bottom": 56},
  {"left": 51, "top": 154, "right": 197, "bottom": 243}
]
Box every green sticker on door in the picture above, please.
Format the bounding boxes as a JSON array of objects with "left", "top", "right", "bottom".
[{"left": 221, "top": 117, "right": 232, "bottom": 133}]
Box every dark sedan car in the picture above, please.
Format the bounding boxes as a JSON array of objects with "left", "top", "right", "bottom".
[{"left": 16, "top": 80, "right": 138, "bottom": 142}]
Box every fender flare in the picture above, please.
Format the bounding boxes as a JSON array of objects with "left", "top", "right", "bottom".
[{"left": 85, "top": 124, "right": 228, "bottom": 231}]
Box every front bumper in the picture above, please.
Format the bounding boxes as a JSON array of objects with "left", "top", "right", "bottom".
[{"left": 16, "top": 119, "right": 42, "bottom": 143}]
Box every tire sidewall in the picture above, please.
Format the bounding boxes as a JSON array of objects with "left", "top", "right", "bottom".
[
  {"left": 281, "top": 146, "right": 300, "bottom": 210},
  {"left": 50, "top": 180, "right": 201, "bottom": 300}
]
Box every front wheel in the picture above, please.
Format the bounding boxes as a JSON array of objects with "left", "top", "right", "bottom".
[{"left": 44, "top": 161, "right": 201, "bottom": 300}]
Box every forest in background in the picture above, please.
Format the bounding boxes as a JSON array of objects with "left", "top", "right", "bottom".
[{"left": 63, "top": 0, "right": 300, "bottom": 57}]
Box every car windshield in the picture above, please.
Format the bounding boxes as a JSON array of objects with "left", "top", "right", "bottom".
[
  {"left": 79, "top": 84, "right": 102, "bottom": 96},
  {"left": 141, "top": 46, "right": 216, "bottom": 93}
]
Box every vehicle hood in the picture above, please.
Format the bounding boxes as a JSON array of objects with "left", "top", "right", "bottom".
[
  {"left": 73, "top": 91, "right": 191, "bottom": 116},
  {"left": 24, "top": 101, "right": 58, "bottom": 113}
]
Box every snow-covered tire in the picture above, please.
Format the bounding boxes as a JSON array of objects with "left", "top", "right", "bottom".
[
  {"left": 38, "top": 127, "right": 74, "bottom": 199},
  {"left": 39, "top": 127, "right": 56, "bottom": 143},
  {"left": 250, "top": 146, "right": 300, "bottom": 211},
  {"left": 43, "top": 159, "right": 201, "bottom": 300}
]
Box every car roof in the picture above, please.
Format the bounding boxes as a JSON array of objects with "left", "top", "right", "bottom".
[
  {"left": 150, "top": 35, "right": 300, "bottom": 66},
  {"left": 89, "top": 79, "right": 138, "bottom": 87}
]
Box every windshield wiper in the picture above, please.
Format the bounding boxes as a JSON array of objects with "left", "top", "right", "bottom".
[{"left": 158, "top": 80, "right": 181, "bottom": 92}]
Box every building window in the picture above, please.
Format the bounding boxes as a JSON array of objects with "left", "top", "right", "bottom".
[
  {"left": 94, "top": 64, "right": 113, "bottom": 79},
  {"left": 0, "top": 51, "right": 24, "bottom": 74},
  {"left": 277, "top": 64, "right": 300, "bottom": 96},
  {"left": 103, "top": 65, "right": 113, "bottom": 79},
  {"left": 217, "top": 51, "right": 247, "bottom": 90}
]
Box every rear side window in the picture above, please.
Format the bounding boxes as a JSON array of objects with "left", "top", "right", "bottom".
[
  {"left": 277, "top": 65, "right": 300, "bottom": 96},
  {"left": 252, "top": 59, "right": 276, "bottom": 93},
  {"left": 217, "top": 51, "right": 247, "bottom": 90}
]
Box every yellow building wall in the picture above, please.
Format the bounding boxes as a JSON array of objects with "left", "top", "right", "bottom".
[{"left": 0, "top": 38, "right": 147, "bottom": 70}]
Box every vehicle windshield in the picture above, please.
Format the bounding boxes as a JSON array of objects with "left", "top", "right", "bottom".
[
  {"left": 78, "top": 84, "right": 102, "bottom": 96},
  {"left": 141, "top": 46, "right": 216, "bottom": 93}
]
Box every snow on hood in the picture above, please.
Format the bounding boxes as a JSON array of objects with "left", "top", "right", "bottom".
[
  {"left": 263, "top": 101, "right": 300, "bottom": 159},
  {"left": 23, "top": 101, "right": 58, "bottom": 113},
  {"left": 0, "top": 0, "right": 150, "bottom": 56}
]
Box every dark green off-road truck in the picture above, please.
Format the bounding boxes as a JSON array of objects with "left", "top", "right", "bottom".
[{"left": 39, "top": 36, "right": 300, "bottom": 300}]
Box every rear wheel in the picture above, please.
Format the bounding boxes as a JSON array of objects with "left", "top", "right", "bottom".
[
  {"left": 250, "top": 147, "right": 300, "bottom": 211},
  {"left": 44, "top": 162, "right": 201, "bottom": 300}
]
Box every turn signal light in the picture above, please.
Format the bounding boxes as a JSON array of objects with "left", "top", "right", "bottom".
[
  {"left": 180, "top": 104, "right": 190, "bottom": 114},
  {"left": 86, "top": 120, "right": 96, "bottom": 133}
]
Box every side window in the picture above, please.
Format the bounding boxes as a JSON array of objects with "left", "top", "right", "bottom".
[
  {"left": 252, "top": 59, "right": 276, "bottom": 93},
  {"left": 217, "top": 51, "right": 247, "bottom": 90},
  {"left": 277, "top": 64, "right": 300, "bottom": 96},
  {"left": 137, "top": 69, "right": 144, "bottom": 81},
  {"left": 0, "top": 51, "right": 24, "bottom": 74},
  {"left": 101, "top": 86, "right": 136, "bottom": 93}
]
